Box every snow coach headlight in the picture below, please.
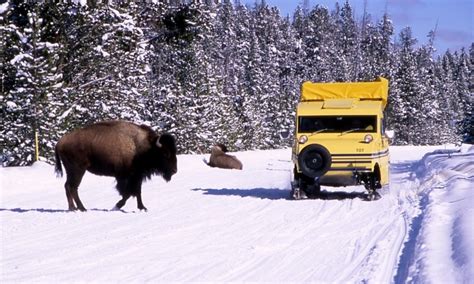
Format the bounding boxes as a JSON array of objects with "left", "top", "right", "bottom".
[
  {"left": 298, "top": 135, "right": 308, "bottom": 144},
  {"left": 364, "top": 134, "right": 373, "bottom": 143}
]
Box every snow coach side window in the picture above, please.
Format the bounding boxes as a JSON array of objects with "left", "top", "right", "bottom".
[{"left": 298, "top": 116, "right": 377, "bottom": 133}]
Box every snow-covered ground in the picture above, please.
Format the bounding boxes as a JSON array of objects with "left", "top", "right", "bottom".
[{"left": 1, "top": 145, "right": 473, "bottom": 283}]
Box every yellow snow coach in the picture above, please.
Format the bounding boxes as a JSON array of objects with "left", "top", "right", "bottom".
[{"left": 291, "top": 77, "right": 392, "bottom": 200}]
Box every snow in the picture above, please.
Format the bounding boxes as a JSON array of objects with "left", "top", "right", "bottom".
[
  {"left": 9, "top": 53, "right": 33, "bottom": 65},
  {"left": 57, "top": 106, "right": 74, "bottom": 121},
  {"left": 1, "top": 145, "right": 473, "bottom": 282},
  {"left": 94, "top": 45, "right": 110, "bottom": 57},
  {"left": 6, "top": 101, "right": 17, "bottom": 110},
  {"left": 0, "top": 2, "right": 8, "bottom": 14}
]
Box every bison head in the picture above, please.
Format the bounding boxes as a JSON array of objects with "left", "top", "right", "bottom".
[{"left": 154, "top": 133, "right": 178, "bottom": 182}]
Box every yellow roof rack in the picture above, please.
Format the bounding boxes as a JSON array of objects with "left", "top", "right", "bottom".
[{"left": 301, "top": 77, "right": 389, "bottom": 109}]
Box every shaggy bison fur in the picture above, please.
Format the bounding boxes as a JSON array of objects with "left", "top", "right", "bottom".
[
  {"left": 206, "top": 143, "right": 243, "bottom": 170},
  {"left": 55, "top": 120, "right": 177, "bottom": 211}
]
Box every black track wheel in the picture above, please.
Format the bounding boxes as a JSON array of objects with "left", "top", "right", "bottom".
[{"left": 302, "top": 177, "right": 321, "bottom": 198}]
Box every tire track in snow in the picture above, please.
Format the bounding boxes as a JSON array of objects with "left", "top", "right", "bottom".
[
  {"left": 394, "top": 150, "right": 474, "bottom": 283},
  {"left": 334, "top": 203, "right": 408, "bottom": 283}
]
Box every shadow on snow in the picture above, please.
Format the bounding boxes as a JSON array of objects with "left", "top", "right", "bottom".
[
  {"left": 193, "top": 188, "right": 291, "bottom": 200},
  {"left": 192, "top": 187, "right": 372, "bottom": 201},
  {"left": 316, "top": 189, "right": 369, "bottom": 200},
  {"left": 0, "top": 208, "right": 128, "bottom": 213}
]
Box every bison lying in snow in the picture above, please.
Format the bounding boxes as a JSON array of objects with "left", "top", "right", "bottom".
[
  {"left": 55, "top": 120, "right": 177, "bottom": 211},
  {"left": 206, "top": 143, "right": 243, "bottom": 170}
]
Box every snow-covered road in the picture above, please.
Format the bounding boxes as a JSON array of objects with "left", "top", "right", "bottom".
[{"left": 1, "top": 145, "right": 472, "bottom": 283}]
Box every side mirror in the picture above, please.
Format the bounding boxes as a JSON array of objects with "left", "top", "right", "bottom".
[{"left": 385, "top": 130, "right": 395, "bottom": 139}]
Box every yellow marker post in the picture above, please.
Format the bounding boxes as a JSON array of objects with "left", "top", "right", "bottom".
[{"left": 35, "top": 130, "right": 39, "bottom": 161}]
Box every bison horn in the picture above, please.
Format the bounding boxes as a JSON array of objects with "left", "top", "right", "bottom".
[{"left": 156, "top": 137, "right": 162, "bottom": 148}]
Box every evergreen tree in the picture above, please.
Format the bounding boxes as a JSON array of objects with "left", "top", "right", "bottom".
[
  {"left": 33, "top": 2, "right": 67, "bottom": 161},
  {"left": 207, "top": 0, "right": 243, "bottom": 150},
  {"left": 1, "top": 1, "right": 63, "bottom": 165},
  {"left": 388, "top": 27, "right": 419, "bottom": 144},
  {"left": 0, "top": 1, "right": 18, "bottom": 95},
  {"left": 275, "top": 15, "right": 300, "bottom": 146},
  {"left": 150, "top": 3, "right": 216, "bottom": 153},
  {"left": 454, "top": 48, "right": 472, "bottom": 142},
  {"left": 466, "top": 44, "right": 474, "bottom": 143},
  {"left": 377, "top": 14, "right": 394, "bottom": 78},
  {"left": 303, "top": 5, "right": 335, "bottom": 82},
  {"left": 0, "top": 0, "right": 31, "bottom": 165},
  {"left": 241, "top": 9, "right": 264, "bottom": 149},
  {"left": 331, "top": 1, "right": 358, "bottom": 81},
  {"left": 232, "top": 3, "right": 254, "bottom": 150},
  {"left": 292, "top": 5, "right": 306, "bottom": 39},
  {"left": 69, "top": 4, "right": 146, "bottom": 123},
  {"left": 182, "top": 2, "right": 224, "bottom": 152},
  {"left": 145, "top": 1, "right": 177, "bottom": 134},
  {"left": 413, "top": 38, "right": 439, "bottom": 144},
  {"left": 359, "top": 13, "right": 394, "bottom": 80},
  {"left": 252, "top": 3, "right": 283, "bottom": 148},
  {"left": 437, "top": 51, "right": 460, "bottom": 143}
]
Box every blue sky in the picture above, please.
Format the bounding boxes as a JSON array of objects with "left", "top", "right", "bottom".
[{"left": 243, "top": 0, "right": 473, "bottom": 55}]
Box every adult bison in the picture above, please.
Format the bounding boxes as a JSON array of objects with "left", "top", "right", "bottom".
[
  {"left": 55, "top": 120, "right": 177, "bottom": 212},
  {"left": 206, "top": 143, "right": 243, "bottom": 170}
]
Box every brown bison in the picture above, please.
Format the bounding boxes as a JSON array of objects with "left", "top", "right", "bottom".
[
  {"left": 206, "top": 143, "right": 243, "bottom": 170},
  {"left": 55, "top": 120, "right": 177, "bottom": 212}
]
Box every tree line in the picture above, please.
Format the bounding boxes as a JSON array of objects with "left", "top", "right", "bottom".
[{"left": 0, "top": 0, "right": 472, "bottom": 166}]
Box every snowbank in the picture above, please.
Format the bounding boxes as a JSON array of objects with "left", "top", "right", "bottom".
[{"left": 0, "top": 145, "right": 472, "bottom": 283}]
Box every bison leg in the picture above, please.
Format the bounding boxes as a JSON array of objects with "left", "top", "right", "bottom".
[
  {"left": 136, "top": 192, "right": 147, "bottom": 212},
  {"left": 130, "top": 178, "right": 147, "bottom": 211},
  {"left": 64, "top": 169, "right": 86, "bottom": 211},
  {"left": 114, "top": 193, "right": 131, "bottom": 210},
  {"left": 115, "top": 177, "right": 147, "bottom": 211},
  {"left": 71, "top": 187, "right": 87, "bottom": 212},
  {"left": 64, "top": 183, "right": 76, "bottom": 211},
  {"left": 114, "top": 178, "right": 131, "bottom": 210}
]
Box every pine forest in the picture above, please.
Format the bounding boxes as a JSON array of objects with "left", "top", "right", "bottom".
[{"left": 0, "top": 0, "right": 472, "bottom": 166}]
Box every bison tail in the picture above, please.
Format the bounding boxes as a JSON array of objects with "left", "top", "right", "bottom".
[{"left": 54, "top": 147, "right": 63, "bottom": 177}]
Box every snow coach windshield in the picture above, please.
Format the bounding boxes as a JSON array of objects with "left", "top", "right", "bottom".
[{"left": 298, "top": 115, "right": 377, "bottom": 133}]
